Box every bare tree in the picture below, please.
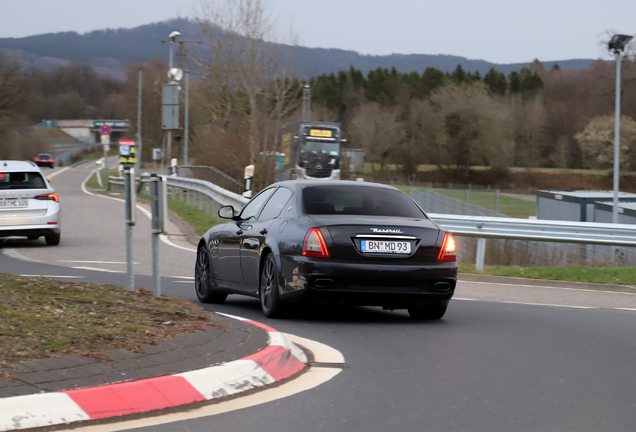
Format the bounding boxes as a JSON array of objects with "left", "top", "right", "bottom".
[
  {"left": 348, "top": 102, "right": 404, "bottom": 172},
  {"left": 575, "top": 115, "right": 636, "bottom": 169},
  {"left": 430, "top": 83, "right": 513, "bottom": 173},
  {"left": 193, "top": 0, "right": 302, "bottom": 170}
]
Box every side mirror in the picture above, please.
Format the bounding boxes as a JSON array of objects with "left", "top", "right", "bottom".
[{"left": 218, "top": 205, "right": 236, "bottom": 220}]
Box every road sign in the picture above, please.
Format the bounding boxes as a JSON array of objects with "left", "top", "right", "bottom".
[
  {"left": 152, "top": 148, "right": 161, "bottom": 161},
  {"left": 100, "top": 134, "right": 110, "bottom": 144},
  {"left": 100, "top": 124, "right": 111, "bottom": 135},
  {"left": 104, "top": 144, "right": 110, "bottom": 152},
  {"left": 119, "top": 139, "right": 136, "bottom": 166}
]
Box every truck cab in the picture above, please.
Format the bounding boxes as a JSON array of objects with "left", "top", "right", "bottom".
[{"left": 280, "top": 121, "right": 342, "bottom": 180}]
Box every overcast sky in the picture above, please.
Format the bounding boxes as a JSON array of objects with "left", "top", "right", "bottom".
[{"left": 0, "top": 0, "right": 634, "bottom": 64}]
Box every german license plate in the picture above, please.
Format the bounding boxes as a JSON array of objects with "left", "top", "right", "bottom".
[
  {"left": 361, "top": 240, "right": 411, "bottom": 254},
  {"left": 0, "top": 199, "right": 28, "bottom": 208}
]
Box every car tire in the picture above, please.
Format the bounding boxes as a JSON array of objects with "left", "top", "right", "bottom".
[
  {"left": 260, "top": 254, "right": 286, "bottom": 318},
  {"left": 45, "top": 233, "right": 60, "bottom": 246},
  {"left": 408, "top": 304, "right": 447, "bottom": 320},
  {"left": 195, "top": 246, "right": 227, "bottom": 304}
]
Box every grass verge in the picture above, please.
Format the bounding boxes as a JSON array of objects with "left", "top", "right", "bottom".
[
  {"left": 137, "top": 193, "right": 222, "bottom": 236},
  {"left": 86, "top": 170, "right": 118, "bottom": 189},
  {"left": 459, "top": 263, "right": 636, "bottom": 285},
  {"left": 0, "top": 273, "right": 213, "bottom": 366}
]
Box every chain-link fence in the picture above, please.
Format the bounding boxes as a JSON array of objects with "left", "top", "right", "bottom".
[{"left": 411, "top": 189, "right": 507, "bottom": 217}]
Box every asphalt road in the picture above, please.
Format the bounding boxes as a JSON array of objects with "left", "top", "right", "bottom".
[{"left": 2, "top": 163, "right": 636, "bottom": 431}]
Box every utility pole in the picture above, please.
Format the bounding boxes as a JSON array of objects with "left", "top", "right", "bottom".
[
  {"left": 302, "top": 85, "right": 311, "bottom": 121},
  {"left": 184, "top": 70, "right": 190, "bottom": 165},
  {"left": 161, "top": 33, "right": 201, "bottom": 168},
  {"left": 608, "top": 34, "right": 633, "bottom": 224},
  {"left": 612, "top": 50, "right": 622, "bottom": 224},
  {"left": 135, "top": 69, "right": 143, "bottom": 173}
]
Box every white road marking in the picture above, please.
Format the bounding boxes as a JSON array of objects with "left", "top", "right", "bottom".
[
  {"left": 173, "top": 280, "right": 193, "bottom": 284},
  {"left": 172, "top": 276, "right": 194, "bottom": 279},
  {"left": 2, "top": 248, "right": 44, "bottom": 263},
  {"left": 453, "top": 297, "right": 636, "bottom": 311},
  {"left": 71, "top": 266, "right": 123, "bottom": 274},
  {"left": 19, "top": 275, "right": 83, "bottom": 279},
  {"left": 57, "top": 260, "right": 140, "bottom": 264},
  {"left": 459, "top": 279, "right": 636, "bottom": 295},
  {"left": 160, "top": 233, "right": 197, "bottom": 252},
  {"left": 47, "top": 166, "right": 72, "bottom": 179}
]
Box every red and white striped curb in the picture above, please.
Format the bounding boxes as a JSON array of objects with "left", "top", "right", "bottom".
[{"left": 0, "top": 314, "right": 307, "bottom": 431}]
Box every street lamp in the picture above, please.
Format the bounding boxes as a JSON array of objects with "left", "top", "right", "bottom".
[{"left": 609, "top": 34, "right": 633, "bottom": 224}]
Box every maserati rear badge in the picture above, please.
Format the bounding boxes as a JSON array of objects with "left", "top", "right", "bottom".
[{"left": 370, "top": 228, "right": 403, "bottom": 233}]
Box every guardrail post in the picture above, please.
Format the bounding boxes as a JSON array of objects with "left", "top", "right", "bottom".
[
  {"left": 198, "top": 192, "right": 204, "bottom": 211},
  {"left": 186, "top": 190, "right": 191, "bottom": 206},
  {"left": 476, "top": 238, "right": 486, "bottom": 271},
  {"left": 179, "top": 188, "right": 184, "bottom": 202},
  {"left": 205, "top": 196, "right": 210, "bottom": 213},
  {"left": 465, "top": 190, "right": 469, "bottom": 203}
]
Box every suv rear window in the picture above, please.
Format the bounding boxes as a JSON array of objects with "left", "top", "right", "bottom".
[
  {"left": 302, "top": 186, "right": 424, "bottom": 218},
  {"left": 0, "top": 172, "right": 46, "bottom": 189}
]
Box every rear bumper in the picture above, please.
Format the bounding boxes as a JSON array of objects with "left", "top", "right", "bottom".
[
  {"left": 0, "top": 226, "right": 60, "bottom": 237},
  {"left": 279, "top": 255, "right": 457, "bottom": 309}
]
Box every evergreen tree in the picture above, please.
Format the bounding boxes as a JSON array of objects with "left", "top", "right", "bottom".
[
  {"left": 483, "top": 68, "right": 507, "bottom": 95},
  {"left": 508, "top": 71, "right": 521, "bottom": 94},
  {"left": 520, "top": 71, "right": 544, "bottom": 94},
  {"left": 451, "top": 64, "right": 466, "bottom": 84},
  {"left": 421, "top": 67, "right": 445, "bottom": 95}
]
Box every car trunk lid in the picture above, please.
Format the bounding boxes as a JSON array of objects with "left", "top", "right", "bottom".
[{"left": 309, "top": 215, "right": 442, "bottom": 263}]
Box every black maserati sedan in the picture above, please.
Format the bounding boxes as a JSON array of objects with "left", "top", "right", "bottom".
[{"left": 195, "top": 180, "right": 457, "bottom": 319}]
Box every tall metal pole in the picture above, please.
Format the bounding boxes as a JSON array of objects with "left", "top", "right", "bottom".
[
  {"left": 169, "top": 40, "right": 174, "bottom": 70},
  {"left": 150, "top": 174, "right": 161, "bottom": 297},
  {"left": 612, "top": 51, "right": 622, "bottom": 224},
  {"left": 184, "top": 70, "right": 190, "bottom": 166},
  {"left": 166, "top": 131, "right": 171, "bottom": 174},
  {"left": 124, "top": 168, "right": 135, "bottom": 292},
  {"left": 302, "top": 85, "right": 311, "bottom": 121},
  {"left": 135, "top": 69, "right": 143, "bottom": 173}
]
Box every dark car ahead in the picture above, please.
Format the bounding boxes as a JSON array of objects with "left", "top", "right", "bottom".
[
  {"left": 195, "top": 180, "right": 457, "bottom": 319},
  {"left": 34, "top": 154, "right": 54, "bottom": 168}
]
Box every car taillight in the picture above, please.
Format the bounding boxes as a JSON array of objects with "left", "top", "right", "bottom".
[
  {"left": 47, "top": 159, "right": 54, "bottom": 162},
  {"left": 438, "top": 232, "right": 457, "bottom": 262},
  {"left": 302, "top": 228, "right": 330, "bottom": 258},
  {"left": 35, "top": 193, "right": 59, "bottom": 203},
  {"left": 34, "top": 159, "right": 41, "bottom": 162}
]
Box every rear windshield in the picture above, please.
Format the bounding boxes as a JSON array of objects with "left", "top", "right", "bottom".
[
  {"left": 302, "top": 186, "right": 425, "bottom": 218},
  {"left": 0, "top": 172, "right": 47, "bottom": 189}
]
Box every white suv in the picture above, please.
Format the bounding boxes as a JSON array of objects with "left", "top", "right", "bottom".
[{"left": 0, "top": 160, "right": 61, "bottom": 245}]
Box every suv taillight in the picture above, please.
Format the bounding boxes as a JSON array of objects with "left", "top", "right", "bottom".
[
  {"left": 302, "top": 228, "right": 330, "bottom": 258},
  {"left": 35, "top": 193, "right": 59, "bottom": 203},
  {"left": 438, "top": 233, "right": 457, "bottom": 262}
]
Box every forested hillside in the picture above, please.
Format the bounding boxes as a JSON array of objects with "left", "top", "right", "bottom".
[{"left": 0, "top": 18, "right": 594, "bottom": 80}]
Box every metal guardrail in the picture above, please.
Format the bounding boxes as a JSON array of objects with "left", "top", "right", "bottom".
[
  {"left": 429, "top": 213, "right": 636, "bottom": 270},
  {"left": 107, "top": 174, "right": 636, "bottom": 269},
  {"left": 175, "top": 166, "right": 244, "bottom": 195},
  {"left": 428, "top": 214, "right": 636, "bottom": 247},
  {"left": 108, "top": 174, "right": 248, "bottom": 213}
]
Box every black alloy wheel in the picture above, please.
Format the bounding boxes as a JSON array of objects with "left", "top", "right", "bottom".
[
  {"left": 260, "top": 254, "right": 285, "bottom": 318},
  {"left": 195, "top": 246, "right": 227, "bottom": 304},
  {"left": 408, "top": 303, "right": 448, "bottom": 320}
]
